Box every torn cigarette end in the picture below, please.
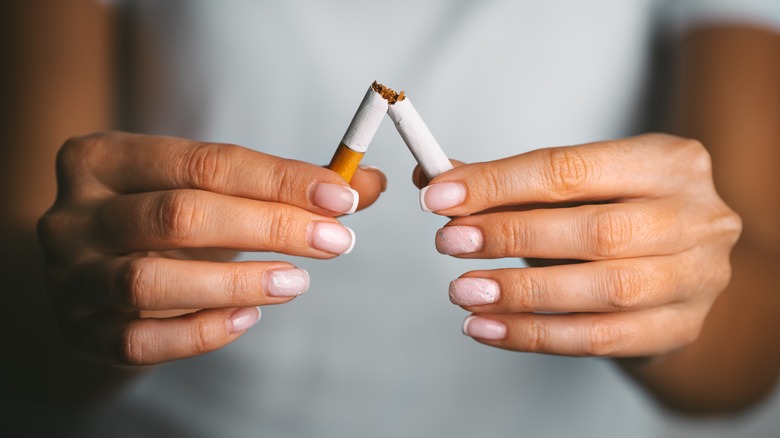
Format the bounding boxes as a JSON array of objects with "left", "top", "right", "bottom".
[
  {"left": 329, "top": 82, "right": 390, "bottom": 183},
  {"left": 371, "top": 81, "right": 406, "bottom": 105}
]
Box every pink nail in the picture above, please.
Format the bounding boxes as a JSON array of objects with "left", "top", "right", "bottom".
[
  {"left": 420, "top": 182, "right": 466, "bottom": 212},
  {"left": 449, "top": 278, "right": 500, "bottom": 306},
  {"left": 228, "top": 306, "right": 261, "bottom": 334},
  {"left": 310, "top": 222, "right": 355, "bottom": 254},
  {"left": 312, "top": 182, "right": 359, "bottom": 214},
  {"left": 436, "top": 226, "right": 483, "bottom": 255},
  {"left": 265, "top": 268, "right": 310, "bottom": 297},
  {"left": 462, "top": 316, "right": 506, "bottom": 340}
]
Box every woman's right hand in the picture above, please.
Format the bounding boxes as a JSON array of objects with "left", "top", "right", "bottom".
[{"left": 37, "top": 132, "right": 385, "bottom": 366}]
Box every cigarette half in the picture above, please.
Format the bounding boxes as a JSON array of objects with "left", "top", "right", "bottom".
[
  {"left": 387, "top": 97, "right": 453, "bottom": 180},
  {"left": 328, "top": 83, "right": 389, "bottom": 183}
]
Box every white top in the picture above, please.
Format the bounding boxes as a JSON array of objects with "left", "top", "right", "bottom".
[{"left": 67, "top": 1, "right": 780, "bottom": 437}]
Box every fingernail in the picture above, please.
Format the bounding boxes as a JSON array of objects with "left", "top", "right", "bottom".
[
  {"left": 228, "top": 306, "right": 262, "bottom": 334},
  {"left": 312, "top": 182, "right": 359, "bottom": 214},
  {"left": 462, "top": 316, "right": 506, "bottom": 340},
  {"left": 310, "top": 222, "right": 355, "bottom": 254},
  {"left": 360, "top": 165, "right": 387, "bottom": 192},
  {"left": 420, "top": 182, "right": 466, "bottom": 212},
  {"left": 436, "top": 226, "right": 483, "bottom": 255},
  {"left": 264, "top": 268, "right": 310, "bottom": 297},
  {"left": 449, "top": 278, "right": 500, "bottom": 306}
]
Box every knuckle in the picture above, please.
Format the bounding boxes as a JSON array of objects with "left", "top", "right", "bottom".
[
  {"left": 55, "top": 133, "right": 110, "bottom": 190},
  {"left": 121, "top": 258, "right": 157, "bottom": 309},
  {"left": 472, "top": 164, "right": 511, "bottom": 205},
  {"left": 267, "top": 160, "right": 302, "bottom": 202},
  {"left": 36, "top": 210, "right": 73, "bottom": 262},
  {"left": 604, "top": 266, "right": 644, "bottom": 310},
  {"left": 191, "top": 317, "right": 222, "bottom": 355},
  {"left": 524, "top": 318, "right": 547, "bottom": 353},
  {"left": 717, "top": 208, "right": 743, "bottom": 245},
  {"left": 514, "top": 271, "right": 543, "bottom": 311},
  {"left": 592, "top": 208, "right": 634, "bottom": 258},
  {"left": 587, "top": 318, "right": 623, "bottom": 356},
  {"left": 58, "top": 133, "right": 106, "bottom": 168},
  {"left": 185, "top": 143, "right": 231, "bottom": 190},
  {"left": 118, "top": 324, "right": 145, "bottom": 366},
  {"left": 226, "top": 268, "right": 261, "bottom": 304},
  {"left": 681, "top": 139, "right": 712, "bottom": 177},
  {"left": 709, "top": 256, "right": 733, "bottom": 293},
  {"left": 155, "top": 191, "right": 202, "bottom": 244},
  {"left": 499, "top": 219, "right": 528, "bottom": 256},
  {"left": 544, "top": 147, "right": 591, "bottom": 197},
  {"left": 36, "top": 211, "right": 60, "bottom": 248},
  {"left": 682, "top": 317, "right": 705, "bottom": 346},
  {"left": 263, "top": 208, "right": 297, "bottom": 247}
]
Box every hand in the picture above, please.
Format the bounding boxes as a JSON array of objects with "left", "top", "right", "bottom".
[
  {"left": 37, "top": 132, "right": 385, "bottom": 366},
  {"left": 415, "top": 133, "right": 741, "bottom": 357}
]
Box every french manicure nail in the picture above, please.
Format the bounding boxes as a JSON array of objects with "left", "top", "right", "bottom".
[
  {"left": 436, "top": 226, "right": 484, "bottom": 255},
  {"left": 462, "top": 316, "right": 506, "bottom": 340},
  {"left": 420, "top": 182, "right": 466, "bottom": 212},
  {"left": 312, "top": 182, "right": 359, "bottom": 214},
  {"left": 265, "top": 268, "right": 310, "bottom": 297},
  {"left": 449, "top": 278, "right": 500, "bottom": 306},
  {"left": 228, "top": 306, "right": 262, "bottom": 334},
  {"left": 310, "top": 222, "right": 355, "bottom": 254}
]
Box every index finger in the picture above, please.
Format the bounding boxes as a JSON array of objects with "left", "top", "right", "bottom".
[
  {"left": 421, "top": 134, "right": 711, "bottom": 215},
  {"left": 59, "top": 132, "right": 380, "bottom": 215}
]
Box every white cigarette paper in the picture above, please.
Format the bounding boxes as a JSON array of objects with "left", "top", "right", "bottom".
[
  {"left": 387, "top": 98, "right": 453, "bottom": 179},
  {"left": 340, "top": 86, "right": 389, "bottom": 153}
]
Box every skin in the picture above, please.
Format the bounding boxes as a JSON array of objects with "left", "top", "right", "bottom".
[
  {"left": 38, "top": 132, "right": 385, "bottom": 366},
  {"left": 416, "top": 26, "right": 780, "bottom": 414},
  {"left": 2, "top": 0, "right": 778, "bottom": 416},
  {"left": 0, "top": 1, "right": 384, "bottom": 402}
]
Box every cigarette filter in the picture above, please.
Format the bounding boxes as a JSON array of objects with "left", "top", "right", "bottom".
[
  {"left": 387, "top": 97, "right": 453, "bottom": 180},
  {"left": 328, "top": 83, "right": 389, "bottom": 182}
]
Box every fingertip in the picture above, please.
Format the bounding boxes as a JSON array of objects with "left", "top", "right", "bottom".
[
  {"left": 228, "top": 306, "right": 262, "bottom": 334},
  {"left": 462, "top": 315, "right": 507, "bottom": 340},
  {"left": 413, "top": 159, "right": 465, "bottom": 189},
  {"left": 358, "top": 165, "right": 387, "bottom": 193},
  {"left": 412, "top": 165, "right": 429, "bottom": 189},
  {"left": 350, "top": 166, "right": 386, "bottom": 211}
]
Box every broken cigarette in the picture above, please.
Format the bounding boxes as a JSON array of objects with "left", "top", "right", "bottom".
[
  {"left": 328, "top": 82, "right": 389, "bottom": 183},
  {"left": 386, "top": 90, "right": 453, "bottom": 180},
  {"left": 329, "top": 81, "right": 453, "bottom": 183}
]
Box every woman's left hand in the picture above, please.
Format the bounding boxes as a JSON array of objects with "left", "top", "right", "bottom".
[{"left": 416, "top": 133, "right": 741, "bottom": 357}]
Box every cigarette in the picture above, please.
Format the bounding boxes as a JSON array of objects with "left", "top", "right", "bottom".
[
  {"left": 387, "top": 92, "right": 453, "bottom": 180},
  {"left": 328, "top": 82, "right": 390, "bottom": 183}
]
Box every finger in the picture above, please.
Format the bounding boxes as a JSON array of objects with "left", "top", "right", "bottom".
[
  {"left": 419, "top": 134, "right": 712, "bottom": 215},
  {"left": 94, "top": 190, "right": 355, "bottom": 256},
  {"left": 461, "top": 305, "right": 707, "bottom": 357},
  {"left": 69, "top": 257, "right": 310, "bottom": 311},
  {"left": 435, "top": 200, "right": 693, "bottom": 260},
  {"left": 412, "top": 159, "right": 466, "bottom": 189},
  {"left": 63, "top": 307, "right": 262, "bottom": 365},
  {"left": 59, "top": 132, "right": 374, "bottom": 216},
  {"left": 350, "top": 166, "right": 387, "bottom": 211},
  {"left": 448, "top": 253, "right": 704, "bottom": 313}
]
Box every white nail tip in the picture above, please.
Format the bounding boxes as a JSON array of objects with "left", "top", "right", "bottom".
[
  {"left": 419, "top": 186, "right": 432, "bottom": 212},
  {"left": 343, "top": 226, "right": 356, "bottom": 254},
  {"left": 346, "top": 187, "right": 359, "bottom": 215},
  {"left": 462, "top": 315, "right": 476, "bottom": 336}
]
